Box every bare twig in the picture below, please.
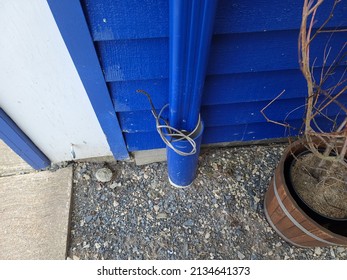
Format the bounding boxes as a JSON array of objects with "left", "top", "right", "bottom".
[
  {"left": 299, "top": 0, "right": 347, "bottom": 167},
  {"left": 261, "top": 90, "right": 291, "bottom": 128}
]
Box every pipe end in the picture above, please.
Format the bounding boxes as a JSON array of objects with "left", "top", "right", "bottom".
[{"left": 168, "top": 176, "right": 193, "bottom": 188}]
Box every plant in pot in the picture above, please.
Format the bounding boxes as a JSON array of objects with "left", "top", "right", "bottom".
[{"left": 262, "top": 0, "right": 347, "bottom": 247}]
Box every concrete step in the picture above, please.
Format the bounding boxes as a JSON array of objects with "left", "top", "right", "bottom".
[{"left": 0, "top": 140, "right": 73, "bottom": 260}]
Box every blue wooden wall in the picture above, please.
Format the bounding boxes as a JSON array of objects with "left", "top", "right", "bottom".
[{"left": 81, "top": 0, "right": 347, "bottom": 151}]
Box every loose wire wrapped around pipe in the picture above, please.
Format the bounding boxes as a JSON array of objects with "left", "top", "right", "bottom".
[{"left": 136, "top": 90, "right": 199, "bottom": 156}]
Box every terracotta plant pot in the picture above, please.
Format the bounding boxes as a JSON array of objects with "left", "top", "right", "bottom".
[{"left": 264, "top": 140, "right": 347, "bottom": 247}]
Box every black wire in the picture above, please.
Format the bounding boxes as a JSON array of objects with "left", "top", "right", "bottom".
[
  {"left": 136, "top": 89, "right": 159, "bottom": 119},
  {"left": 136, "top": 89, "right": 171, "bottom": 131}
]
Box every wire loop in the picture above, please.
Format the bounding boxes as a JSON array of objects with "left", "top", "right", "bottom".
[{"left": 136, "top": 90, "right": 199, "bottom": 156}]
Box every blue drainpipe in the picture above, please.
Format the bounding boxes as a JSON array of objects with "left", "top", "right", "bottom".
[{"left": 167, "top": 0, "right": 218, "bottom": 187}]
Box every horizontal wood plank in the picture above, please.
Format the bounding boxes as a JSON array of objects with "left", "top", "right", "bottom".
[
  {"left": 97, "top": 31, "right": 346, "bottom": 81},
  {"left": 111, "top": 67, "right": 346, "bottom": 112},
  {"left": 118, "top": 96, "right": 346, "bottom": 132},
  {"left": 124, "top": 113, "right": 345, "bottom": 152},
  {"left": 82, "top": 0, "right": 347, "bottom": 40},
  {"left": 123, "top": 120, "right": 307, "bottom": 151}
]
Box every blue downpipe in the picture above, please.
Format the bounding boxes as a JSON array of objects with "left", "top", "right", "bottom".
[
  {"left": 167, "top": 120, "right": 204, "bottom": 188},
  {"left": 168, "top": 0, "right": 218, "bottom": 187}
]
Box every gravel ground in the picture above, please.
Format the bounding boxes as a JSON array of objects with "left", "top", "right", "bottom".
[{"left": 68, "top": 144, "right": 347, "bottom": 260}]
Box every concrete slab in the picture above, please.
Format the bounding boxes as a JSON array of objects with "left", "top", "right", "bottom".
[
  {"left": 0, "top": 140, "right": 33, "bottom": 176},
  {"left": 0, "top": 167, "right": 73, "bottom": 260},
  {"left": 133, "top": 148, "right": 167, "bottom": 165}
]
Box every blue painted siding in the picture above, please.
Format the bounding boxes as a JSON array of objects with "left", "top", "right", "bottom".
[
  {"left": 118, "top": 96, "right": 347, "bottom": 132},
  {"left": 110, "top": 66, "right": 346, "bottom": 112},
  {"left": 96, "top": 31, "right": 346, "bottom": 82},
  {"left": 81, "top": 0, "right": 347, "bottom": 151},
  {"left": 124, "top": 116, "right": 344, "bottom": 151},
  {"left": 83, "top": 0, "right": 347, "bottom": 40}
]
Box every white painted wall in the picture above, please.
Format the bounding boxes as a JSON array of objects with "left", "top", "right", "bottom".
[{"left": 0, "top": 0, "right": 113, "bottom": 162}]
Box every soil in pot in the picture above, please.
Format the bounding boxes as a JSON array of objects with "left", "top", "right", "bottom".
[{"left": 290, "top": 152, "right": 347, "bottom": 219}]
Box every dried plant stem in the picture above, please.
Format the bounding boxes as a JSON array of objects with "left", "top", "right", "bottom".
[
  {"left": 299, "top": 0, "right": 347, "bottom": 167},
  {"left": 262, "top": 0, "right": 346, "bottom": 169}
]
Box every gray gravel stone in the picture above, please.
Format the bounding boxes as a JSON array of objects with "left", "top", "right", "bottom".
[
  {"left": 237, "top": 251, "right": 245, "bottom": 259},
  {"left": 68, "top": 144, "right": 347, "bottom": 260},
  {"left": 330, "top": 248, "right": 336, "bottom": 258},
  {"left": 315, "top": 247, "right": 322, "bottom": 255},
  {"left": 337, "top": 247, "right": 345, "bottom": 253},
  {"left": 183, "top": 219, "right": 194, "bottom": 227},
  {"left": 95, "top": 168, "right": 113, "bottom": 182},
  {"left": 157, "top": 213, "right": 167, "bottom": 219}
]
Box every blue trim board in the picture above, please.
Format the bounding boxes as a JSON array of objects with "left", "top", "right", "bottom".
[
  {"left": 47, "top": 0, "right": 129, "bottom": 160},
  {"left": 0, "top": 109, "right": 50, "bottom": 170}
]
